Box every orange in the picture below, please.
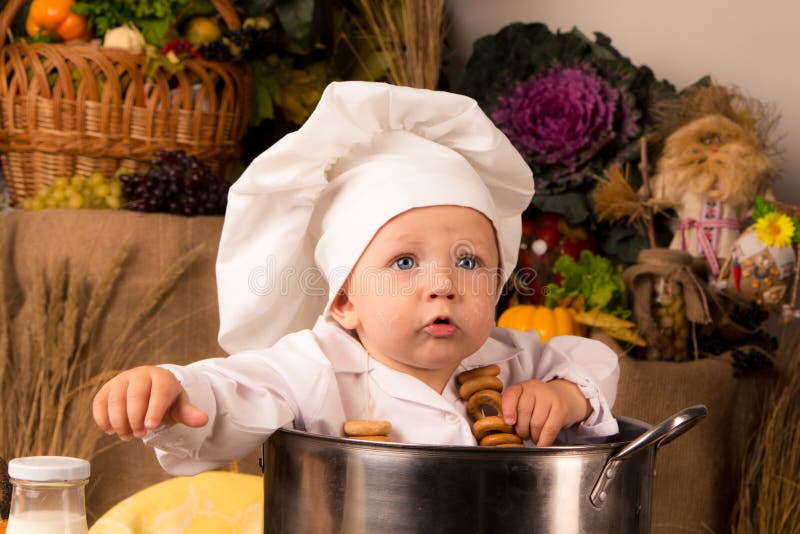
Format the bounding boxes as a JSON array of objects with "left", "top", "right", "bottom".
[
  {"left": 26, "top": 0, "right": 89, "bottom": 41},
  {"left": 27, "top": 0, "right": 74, "bottom": 33},
  {"left": 57, "top": 11, "right": 90, "bottom": 41},
  {"left": 25, "top": 16, "right": 42, "bottom": 37}
]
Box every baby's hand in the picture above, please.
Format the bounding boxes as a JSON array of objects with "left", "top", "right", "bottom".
[
  {"left": 501, "top": 379, "right": 591, "bottom": 446},
  {"left": 92, "top": 365, "right": 208, "bottom": 441}
]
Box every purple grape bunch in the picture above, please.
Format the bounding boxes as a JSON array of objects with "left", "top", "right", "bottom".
[
  {"left": 120, "top": 150, "right": 229, "bottom": 216},
  {"left": 198, "top": 17, "right": 279, "bottom": 62}
]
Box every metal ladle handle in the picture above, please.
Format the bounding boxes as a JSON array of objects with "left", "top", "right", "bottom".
[{"left": 590, "top": 405, "right": 708, "bottom": 508}]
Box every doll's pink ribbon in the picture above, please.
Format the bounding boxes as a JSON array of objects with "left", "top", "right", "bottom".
[{"left": 679, "top": 218, "right": 739, "bottom": 275}]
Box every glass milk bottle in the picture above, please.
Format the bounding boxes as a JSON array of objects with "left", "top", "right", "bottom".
[{"left": 6, "top": 456, "right": 90, "bottom": 534}]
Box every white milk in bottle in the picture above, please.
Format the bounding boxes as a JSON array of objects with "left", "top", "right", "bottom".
[
  {"left": 6, "top": 510, "right": 88, "bottom": 534},
  {"left": 6, "top": 456, "right": 90, "bottom": 534}
]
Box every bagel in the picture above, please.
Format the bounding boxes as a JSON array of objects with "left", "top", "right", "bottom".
[
  {"left": 457, "top": 364, "right": 501, "bottom": 385},
  {"left": 343, "top": 420, "right": 392, "bottom": 437},
  {"left": 479, "top": 433, "right": 523, "bottom": 446},
  {"left": 458, "top": 375, "right": 503, "bottom": 400},
  {"left": 466, "top": 389, "right": 503, "bottom": 421},
  {"left": 471, "top": 415, "right": 513, "bottom": 440}
]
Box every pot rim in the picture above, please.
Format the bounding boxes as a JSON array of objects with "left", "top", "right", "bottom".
[{"left": 271, "top": 415, "right": 650, "bottom": 455}]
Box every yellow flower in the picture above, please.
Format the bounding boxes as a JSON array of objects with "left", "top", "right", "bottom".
[{"left": 755, "top": 212, "right": 795, "bottom": 247}]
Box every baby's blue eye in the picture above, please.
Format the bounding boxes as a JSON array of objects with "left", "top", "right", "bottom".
[
  {"left": 457, "top": 256, "right": 478, "bottom": 270},
  {"left": 393, "top": 256, "right": 416, "bottom": 270}
]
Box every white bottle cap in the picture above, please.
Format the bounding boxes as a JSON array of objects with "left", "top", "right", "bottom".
[{"left": 8, "top": 456, "right": 90, "bottom": 482}]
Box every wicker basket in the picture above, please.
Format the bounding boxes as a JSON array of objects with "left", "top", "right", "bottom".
[{"left": 0, "top": 0, "right": 251, "bottom": 206}]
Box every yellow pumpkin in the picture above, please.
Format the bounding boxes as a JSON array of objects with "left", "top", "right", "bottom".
[{"left": 496, "top": 305, "right": 584, "bottom": 342}]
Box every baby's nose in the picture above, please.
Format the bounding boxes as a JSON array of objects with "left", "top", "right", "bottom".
[
  {"left": 429, "top": 287, "right": 455, "bottom": 299},
  {"left": 427, "top": 268, "right": 455, "bottom": 299}
]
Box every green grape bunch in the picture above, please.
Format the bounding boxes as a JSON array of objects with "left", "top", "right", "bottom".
[{"left": 22, "top": 172, "right": 125, "bottom": 210}]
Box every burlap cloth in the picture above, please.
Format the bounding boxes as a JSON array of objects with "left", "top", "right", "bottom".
[
  {"left": 0, "top": 210, "right": 772, "bottom": 532},
  {"left": 0, "top": 209, "right": 265, "bottom": 524}
]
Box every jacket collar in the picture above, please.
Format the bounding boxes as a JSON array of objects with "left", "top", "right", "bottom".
[{"left": 312, "top": 316, "right": 522, "bottom": 406}]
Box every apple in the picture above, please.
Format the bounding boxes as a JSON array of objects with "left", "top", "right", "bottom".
[{"left": 562, "top": 236, "right": 597, "bottom": 260}]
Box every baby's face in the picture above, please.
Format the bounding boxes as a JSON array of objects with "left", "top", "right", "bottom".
[{"left": 331, "top": 205, "right": 501, "bottom": 391}]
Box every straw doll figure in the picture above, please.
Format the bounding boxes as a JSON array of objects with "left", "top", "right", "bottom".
[{"left": 648, "top": 85, "right": 779, "bottom": 276}]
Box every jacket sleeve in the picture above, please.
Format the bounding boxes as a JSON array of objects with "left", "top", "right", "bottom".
[
  {"left": 143, "top": 333, "right": 332, "bottom": 476},
  {"left": 498, "top": 328, "right": 620, "bottom": 441}
]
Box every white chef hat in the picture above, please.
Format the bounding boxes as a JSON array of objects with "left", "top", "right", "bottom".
[{"left": 216, "top": 81, "right": 533, "bottom": 354}]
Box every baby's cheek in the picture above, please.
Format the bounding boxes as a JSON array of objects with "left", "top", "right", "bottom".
[
  {"left": 464, "top": 296, "right": 497, "bottom": 329},
  {"left": 369, "top": 297, "right": 418, "bottom": 334},
  {"left": 373, "top": 309, "right": 403, "bottom": 330}
]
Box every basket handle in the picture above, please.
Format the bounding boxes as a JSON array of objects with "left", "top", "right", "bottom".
[
  {"left": 211, "top": 0, "right": 242, "bottom": 31},
  {"left": 0, "top": 0, "right": 241, "bottom": 47},
  {"left": 0, "top": 0, "right": 27, "bottom": 47}
]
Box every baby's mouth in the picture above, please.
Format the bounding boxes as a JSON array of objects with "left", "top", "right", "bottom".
[{"left": 425, "top": 316, "right": 457, "bottom": 337}]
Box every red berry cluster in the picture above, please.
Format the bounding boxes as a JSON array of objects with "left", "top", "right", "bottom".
[{"left": 161, "top": 38, "right": 200, "bottom": 58}]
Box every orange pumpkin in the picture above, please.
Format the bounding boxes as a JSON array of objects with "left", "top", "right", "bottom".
[{"left": 496, "top": 305, "right": 584, "bottom": 342}]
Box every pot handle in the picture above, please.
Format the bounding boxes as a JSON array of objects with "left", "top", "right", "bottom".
[{"left": 590, "top": 405, "right": 708, "bottom": 508}]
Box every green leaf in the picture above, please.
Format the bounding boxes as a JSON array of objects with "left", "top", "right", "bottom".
[
  {"left": 139, "top": 19, "right": 174, "bottom": 46},
  {"left": 251, "top": 84, "right": 276, "bottom": 125},
  {"left": 249, "top": 57, "right": 292, "bottom": 127},
  {"left": 752, "top": 196, "right": 775, "bottom": 222},
  {"left": 73, "top": 0, "right": 204, "bottom": 41},
  {"left": 545, "top": 250, "right": 631, "bottom": 319},
  {"left": 185, "top": 0, "right": 215, "bottom": 17},
  {"left": 145, "top": 44, "right": 188, "bottom": 79}
]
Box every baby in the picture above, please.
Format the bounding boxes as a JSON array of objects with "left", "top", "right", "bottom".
[{"left": 93, "top": 82, "right": 619, "bottom": 475}]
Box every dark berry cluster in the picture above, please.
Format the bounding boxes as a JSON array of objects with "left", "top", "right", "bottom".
[
  {"left": 198, "top": 39, "right": 236, "bottom": 62},
  {"left": 698, "top": 329, "right": 778, "bottom": 360},
  {"left": 697, "top": 336, "right": 730, "bottom": 356},
  {"left": 730, "top": 347, "right": 774, "bottom": 377},
  {"left": 119, "top": 150, "right": 229, "bottom": 216},
  {"left": 198, "top": 17, "right": 279, "bottom": 61},
  {"left": 751, "top": 331, "right": 779, "bottom": 352},
  {"left": 728, "top": 302, "right": 769, "bottom": 331}
]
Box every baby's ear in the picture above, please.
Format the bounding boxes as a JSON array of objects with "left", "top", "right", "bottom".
[{"left": 329, "top": 291, "right": 360, "bottom": 330}]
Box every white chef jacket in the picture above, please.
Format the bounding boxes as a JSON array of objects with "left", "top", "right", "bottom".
[{"left": 145, "top": 316, "right": 620, "bottom": 476}]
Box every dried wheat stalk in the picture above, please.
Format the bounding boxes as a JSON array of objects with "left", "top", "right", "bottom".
[
  {"left": 353, "top": 0, "right": 446, "bottom": 89},
  {"left": 0, "top": 243, "right": 203, "bottom": 463},
  {"left": 593, "top": 164, "right": 646, "bottom": 228},
  {"left": 732, "top": 327, "right": 800, "bottom": 533}
]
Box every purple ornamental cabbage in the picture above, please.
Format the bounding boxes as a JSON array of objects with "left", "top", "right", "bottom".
[{"left": 492, "top": 64, "right": 639, "bottom": 193}]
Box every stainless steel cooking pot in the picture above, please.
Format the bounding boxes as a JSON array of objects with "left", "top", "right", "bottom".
[{"left": 262, "top": 405, "right": 707, "bottom": 533}]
